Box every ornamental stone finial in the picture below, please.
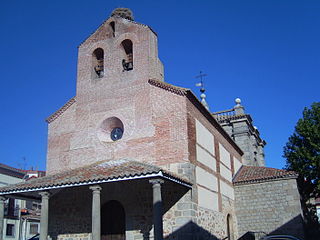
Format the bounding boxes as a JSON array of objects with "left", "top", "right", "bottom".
[
  {"left": 234, "top": 97, "right": 245, "bottom": 115},
  {"left": 235, "top": 98, "right": 241, "bottom": 105},
  {"left": 111, "top": 8, "right": 134, "bottom": 21}
]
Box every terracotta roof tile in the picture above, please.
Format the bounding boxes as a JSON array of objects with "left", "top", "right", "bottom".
[
  {"left": 0, "top": 159, "right": 191, "bottom": 194},
  {"left": 148, "top": 79, "right": 189, "bottom": 96},
  {"left": 233, "top": 165, "right": 298, "bottom": 185},
  {"left": 0, "top": 163, "right": 26, "bottom": 179},
  {"left": 46, "top": 97, "right": 76, "bottom": 123}
]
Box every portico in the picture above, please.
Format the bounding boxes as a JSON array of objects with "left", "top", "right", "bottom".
[{"left": 0, "top": 159, "right": 191, "bottom": 240}]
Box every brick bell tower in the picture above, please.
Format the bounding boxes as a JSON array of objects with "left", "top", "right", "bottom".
[
  {"left": 76, "top": 8, "right": 164, "bottom": 101},
  {"left": 46, "top": 8, "right": 166, "bottom": 174}
]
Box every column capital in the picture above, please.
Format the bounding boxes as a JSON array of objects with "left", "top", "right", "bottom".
[
  {"left": 0, "top": 196, "right": 7, "bottom": 202},
  {"left": 89, "top": 185, "right": 102, "bottom": 193},
  {"left": 39, "top": 191, "right": 50, "bottom": 199},
  {"left": 149, "top": 178, "right": 164, "bottom": 186}
]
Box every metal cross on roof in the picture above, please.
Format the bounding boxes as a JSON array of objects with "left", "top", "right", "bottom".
[{"left": 195, "top": 71, "right": 207, "bottom": 93}]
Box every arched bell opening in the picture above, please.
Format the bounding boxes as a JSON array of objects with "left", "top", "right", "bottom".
[
  {"left": 109, "top": 22, "right": 115, "bottom": 37},
  {"left": 92, "top": 48, "right": 104, "bottom": 78},
  {"left": 121, "top": 39, "right": 133, "bottom": 71},
  {"left": 101, "top": 200, "right": 126, "bottom": 240}
]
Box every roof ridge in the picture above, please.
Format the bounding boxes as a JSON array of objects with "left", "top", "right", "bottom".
[
  {"left": 0, "top": 163, "right": 26, "bottom": 174},
  {"left": 0, "top": 159, "right": 191, "bottom": 194},
  {"left": 233, "top": 165, "right": 298, "bottom": 185},
  {"left": 148, "top": 79, "right": 189, "bottom": 96},
  {"left": 79, "top": 16, "right": 157, "bottom": 47},
  {"left": 242, "top": 165, "right": 296, "bottom": 173},
  {"left": 46, "top": 97, "right": 76, "bottom": 123}
]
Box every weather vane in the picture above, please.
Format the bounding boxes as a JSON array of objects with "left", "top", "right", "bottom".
[
  {"left": 195, "top": 71, "right": 210, "bottom": 110},
  {"left": 195, "top": 71, "right": 207, "bottom": 94}
]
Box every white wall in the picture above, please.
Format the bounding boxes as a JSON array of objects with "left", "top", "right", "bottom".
[
  {"left": 219, "top": 143, "right": 231, "bottom": 169},
  {"left": 196, "top": 146, "right": 216, "bottom": 171},
  {"left": 220, "top": 180, "right": 235, "bottom": 200},
  {"left": 0, "top": 174, "right": 23, "bottom": 187},
  {"left": 233, "top": 157, "right": 242, "bottom": 175},
  {"left": 198, "top": 186, "right": 219, "bottom": 211},
  {"left": 196, "top": 167, "right": 218, "bottom": 192},
  {"left": 196, "top": 120, "right": 215, "bottom": 155}
]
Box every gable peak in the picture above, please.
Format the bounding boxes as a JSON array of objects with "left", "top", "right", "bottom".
[{"left": 110, "top": 8, "right": 134, "bottom": 21}]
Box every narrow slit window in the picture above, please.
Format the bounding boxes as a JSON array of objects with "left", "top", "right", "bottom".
[
  {"left": 121, "top": 39, "right": 133, "bottom": 71},
  {"left": 92, "top": 48, "right": 104, "bottom": 78},
  {"left": 110, "top": 22, "right": 115, "bottom": 37}
]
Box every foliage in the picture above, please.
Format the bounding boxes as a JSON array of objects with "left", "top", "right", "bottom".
[
  {"left": 283, "top": 102, "right": 320, "bottom": 236},
  {"left": 284, "top": 102, "right": 320, "bottom": 198}
]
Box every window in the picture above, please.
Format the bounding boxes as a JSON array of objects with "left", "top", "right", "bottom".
[
  {"left": 29, "top": 224, "right": 39, "bottom": 235},
  {"left": 5, "top": 198, "right": 17, "bottom": 217},
  {"left": 110, "top": 22, "right": 115, "bottom": 37},
  {"left": 32, "top": 202, "right": 41, "bottom": 210},
  {"left": 97, "top": 117, "right": 124, "bottom": 143},
  {"left": 6, "top": 224, "right": 15, "bottom": 237},
  {"left": 92, "top": 48, "right": 104, "bottom": 78},
  {"left": 121, "top": 39, "right": 133, "bottom": 71},
  {"left": 111, "top": 127, "right": 123, "bottom": 141}
]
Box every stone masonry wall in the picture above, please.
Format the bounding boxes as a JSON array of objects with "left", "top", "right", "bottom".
[
  {"left": 234, "top": 178, "right": 304, "bottom": 239},
  {"left": 48, "top": 177, "right": 193, "bottom": 240}
]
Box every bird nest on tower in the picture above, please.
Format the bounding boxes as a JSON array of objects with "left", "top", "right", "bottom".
[{"left": 111, "top": 8, "right": 134, "bottom": 21}]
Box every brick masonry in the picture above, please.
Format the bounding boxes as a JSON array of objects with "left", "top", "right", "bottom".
[{"left": 41, "top": 9, "right": 306, "bottom": 240}]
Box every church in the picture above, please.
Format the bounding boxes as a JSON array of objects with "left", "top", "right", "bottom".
[{"left": 0, "top": 8, "right": 304, "bottom": 240}]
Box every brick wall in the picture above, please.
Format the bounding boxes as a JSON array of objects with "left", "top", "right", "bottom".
[{"left": 46, "top": 11, "right": 244, "bottom": 240}]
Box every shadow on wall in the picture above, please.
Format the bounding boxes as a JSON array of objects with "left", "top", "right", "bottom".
[
  {"left": 238, "top": 215, "right": 305, "bottom": 240},
  {"left": 238, "top": 232, "right": 266, "bottom": 240},
  {"left": 268, "top": 214, "right": 304, "bottom": 240},
  {"left": 164, "top": 221, "right": 219, "bottom": 240}
]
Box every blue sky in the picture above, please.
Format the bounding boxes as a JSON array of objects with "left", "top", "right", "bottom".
[{"left": 0, "top": 0, "right": 319, "bottom": 171}]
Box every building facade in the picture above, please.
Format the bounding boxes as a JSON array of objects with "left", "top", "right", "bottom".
[
  {"left": 0, "top": 7, "right": 304, "bottom": 240},
  {"left": 0, "top": 164, "right": 44, "bottom": 240},
  {"left": 0, "top": 164, "right": 25, "bottom": 240},
  {"left": 213, "top": 100, "right": 304, "bottom": 239}
]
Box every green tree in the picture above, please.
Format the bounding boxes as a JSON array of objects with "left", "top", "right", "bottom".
[{"left": 283, "top": 102, "right": 320, "bottom": 237}]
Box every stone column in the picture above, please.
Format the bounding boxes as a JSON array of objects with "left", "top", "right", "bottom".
[
  {"left": 90, "top": 185, "right": 102, "bottom": 240},
  {"left": 0, "top": 196, "right": 6, "bottom": 240},
  {"left": 39, "top": 192, "right": 50, "bottom": 240},
  {"left": 149, "top": 179, "right": 164, "bottom": 240}
]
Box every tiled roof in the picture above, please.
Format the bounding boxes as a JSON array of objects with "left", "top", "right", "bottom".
[
  {"left": 148, "top": 79, "right": 189, "bottom": 96},
  {"left": 0, "top": 163, "right": 26, "bottom": 179},
  {"left": 0, "top": 159, "right": 191, "bottom": 195},
  {"left": 46, "top": 97, "right": 76, "bottom": 123},
  {"left": 233, "top": 165, "right": 298, "bottom": 185}
]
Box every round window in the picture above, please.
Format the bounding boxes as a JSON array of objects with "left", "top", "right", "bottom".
[
  {"left": 97, "top": 117, "right": 124, "bottom": 143},
  {"left": 110, "top": 127, "right": 123, "bottom": 141}
]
